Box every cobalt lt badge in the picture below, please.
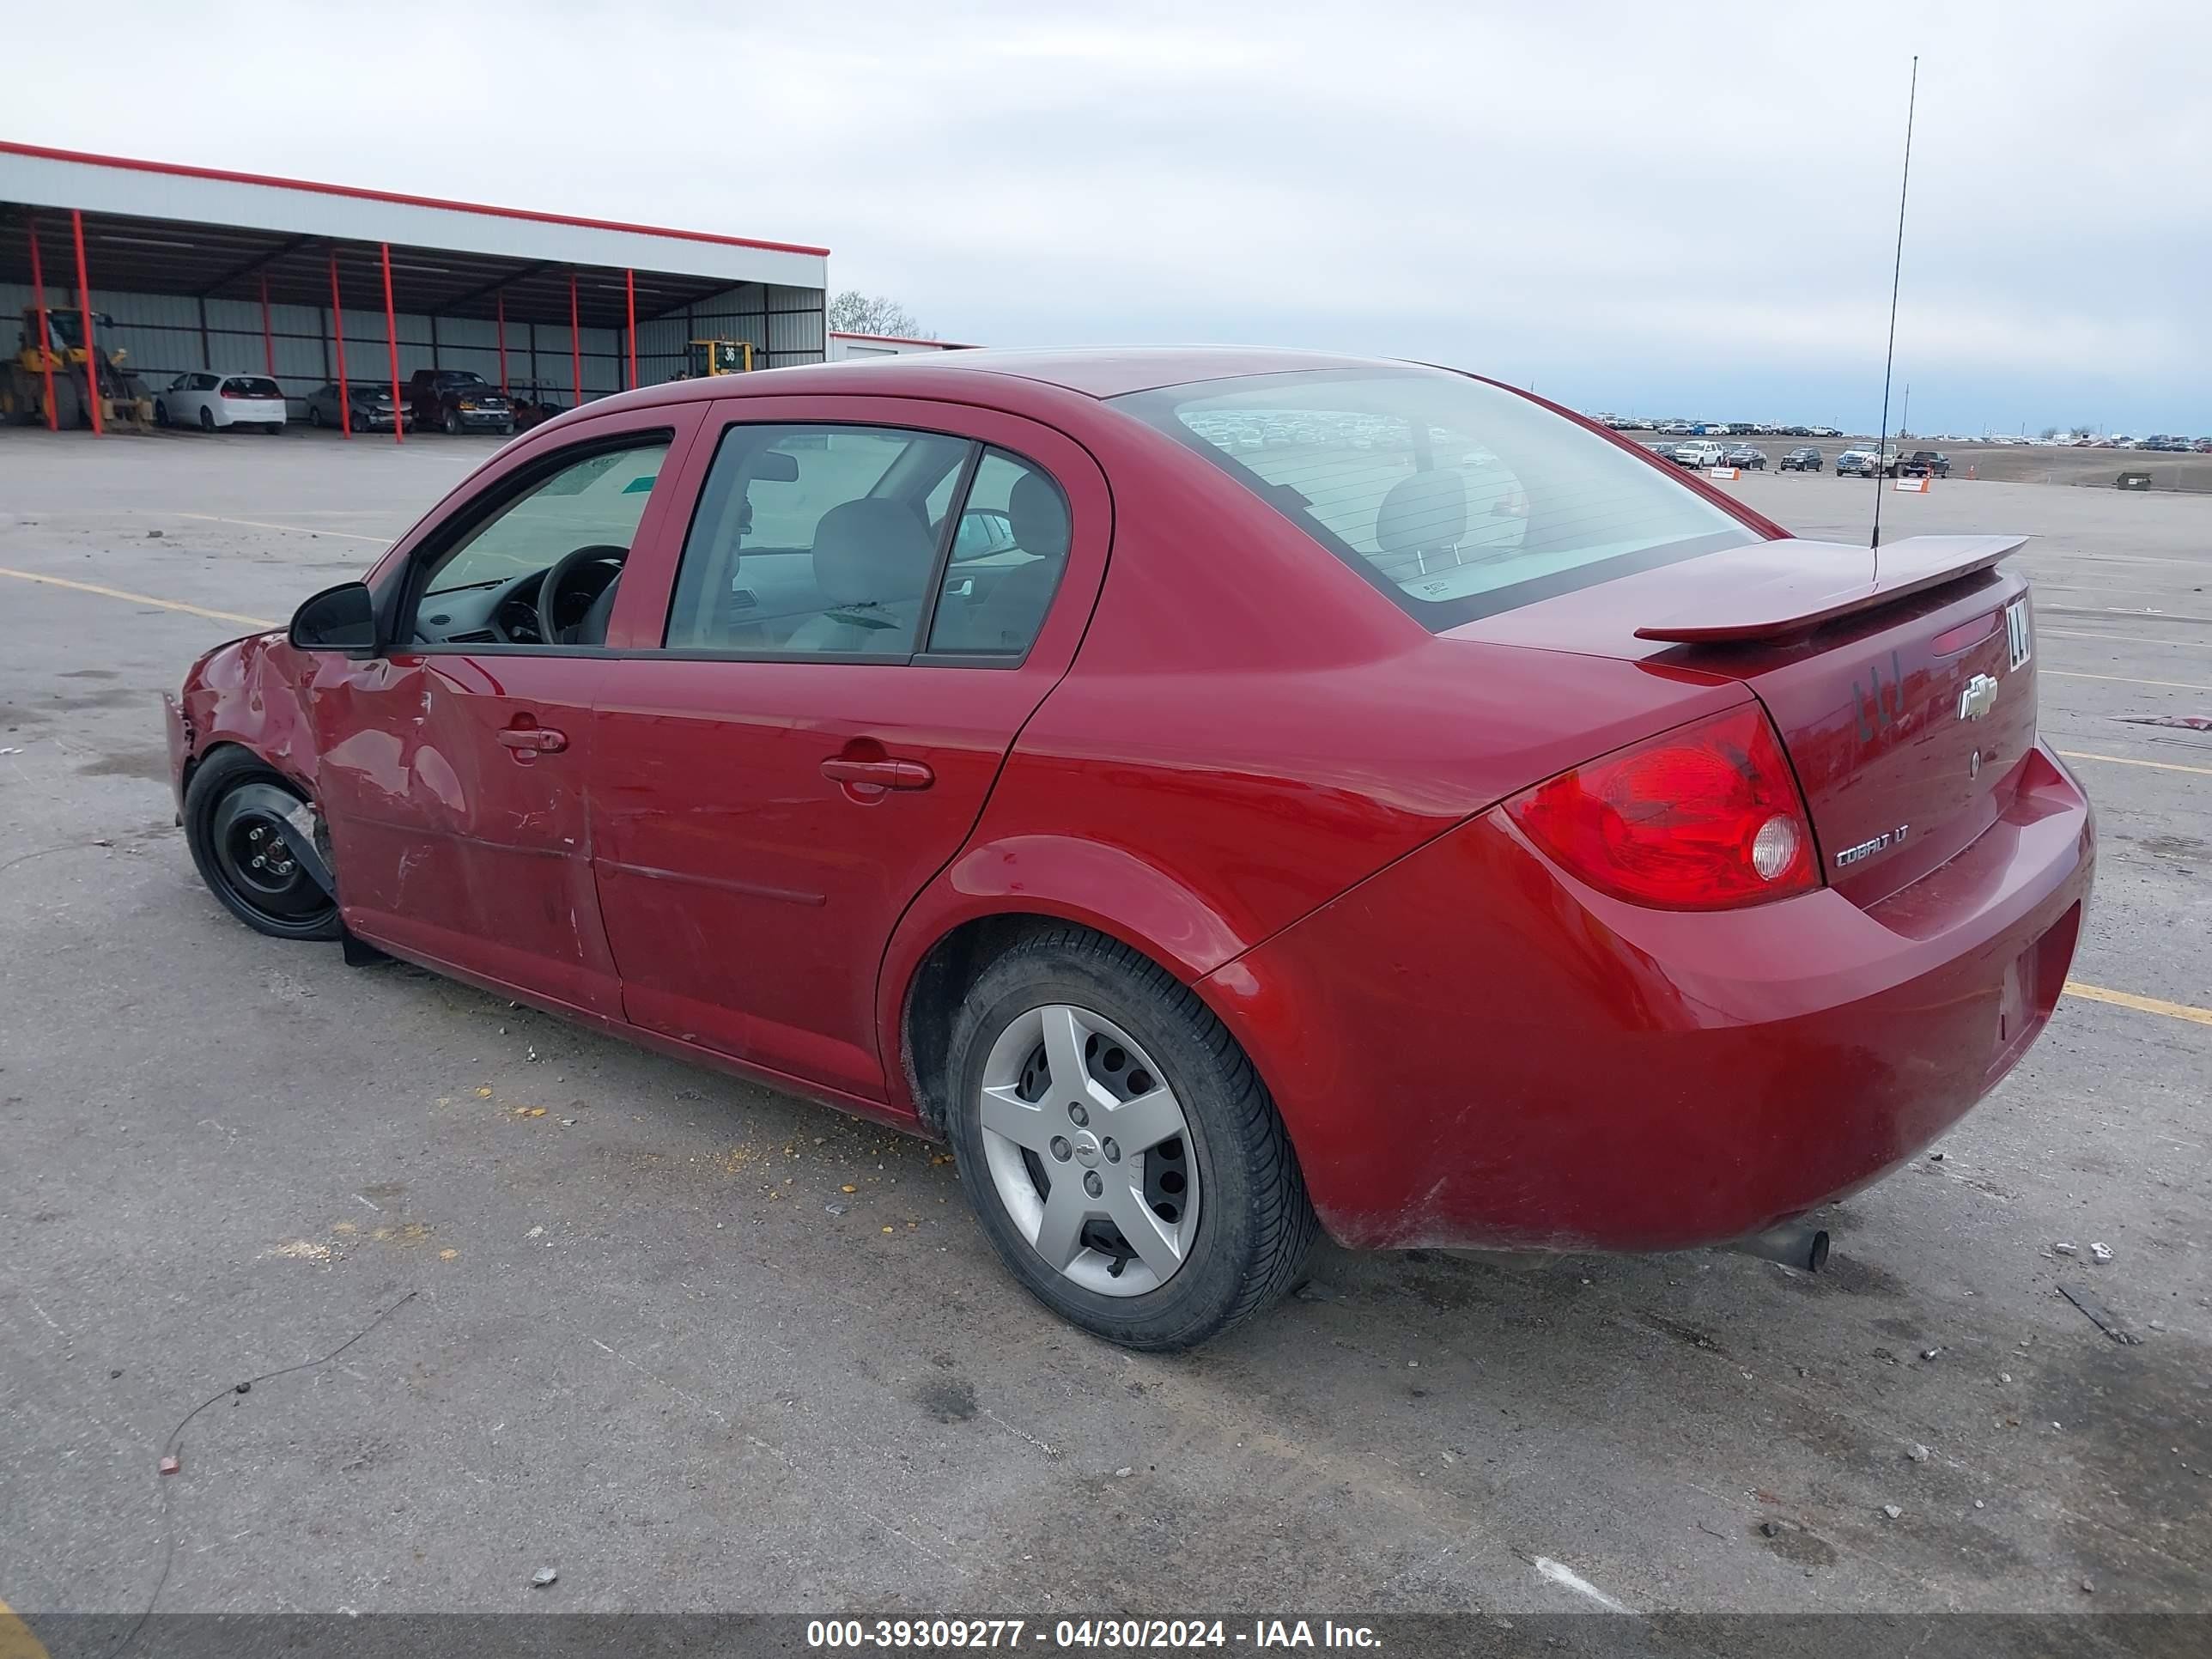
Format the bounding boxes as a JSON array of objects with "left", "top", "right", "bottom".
[{"left": 1958, "top": 673, "right": 2001, "bottom": 721}]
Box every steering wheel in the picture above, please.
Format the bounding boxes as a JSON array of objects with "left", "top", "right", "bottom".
[{"left": 536, "top": 544, "right": 629, "bottom": 645}]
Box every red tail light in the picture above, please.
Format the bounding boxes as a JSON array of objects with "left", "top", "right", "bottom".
[{"left": 1504, "top": 703, "right": 1819, "bottom": 909}]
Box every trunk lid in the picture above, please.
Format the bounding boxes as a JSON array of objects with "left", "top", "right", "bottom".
[{"left": 1446, "top": 535, "right": 2039, "bottom": 906}]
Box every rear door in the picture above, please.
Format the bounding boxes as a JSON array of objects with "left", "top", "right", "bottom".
[{"left": 589, "top": 394, "right": 1109, "bottom": 1097}]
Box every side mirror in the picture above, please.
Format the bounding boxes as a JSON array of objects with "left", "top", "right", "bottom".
[{"left": 289, "top": 581, "right": 378, "bottom": 653}]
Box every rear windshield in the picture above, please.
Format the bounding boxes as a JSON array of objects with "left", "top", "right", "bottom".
[
  {"left": 224, "top": 376, "right": 283, "bottom": 398},
  {"left": 1113, "top": 368, "right": 1756, "bottom": 628}
]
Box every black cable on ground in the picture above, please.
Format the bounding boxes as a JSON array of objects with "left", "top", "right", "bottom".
[{"left": 101, "top": 1287, "right": 422, "bottom": 1659}]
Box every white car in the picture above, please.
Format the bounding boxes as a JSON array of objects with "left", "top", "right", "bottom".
[
  {"left": 154, "top": 372, "right": 289, "bottom": 434},
  {"left": 1674, "top": 440, "right": 1728, "bottom": 468}
]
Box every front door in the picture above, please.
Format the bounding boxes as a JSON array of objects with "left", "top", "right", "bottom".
[
  {"left": 310, "top": 418, "right": 697, "bottom": 1016},
  {"left": 589, "top": 398, "right": 1106, "bottom": 1097}
]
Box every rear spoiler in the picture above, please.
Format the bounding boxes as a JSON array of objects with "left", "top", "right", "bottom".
[{"left": 1634, "top": 534, "right": 2028, "bottom": 644}]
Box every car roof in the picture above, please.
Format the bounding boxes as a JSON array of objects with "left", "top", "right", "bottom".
[{"left": 610, "top": 345, "right": 1398, "bottom": 410}]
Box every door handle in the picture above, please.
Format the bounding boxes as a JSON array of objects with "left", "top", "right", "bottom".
[
  {"left": 820, "top": 757, "right": 933, "bottom": 791},
  {"left": 497, "top": 726, "right": 568, "bottom": 753}
]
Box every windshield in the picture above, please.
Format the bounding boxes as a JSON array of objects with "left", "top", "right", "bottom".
[{"left": 1113, "top": 368, "right": 1756, "bottom": 628}]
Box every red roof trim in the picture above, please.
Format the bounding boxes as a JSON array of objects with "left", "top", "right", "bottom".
[
  {"left": 0, "top": 139, "right": 831, "bottom": 258},
  {"left": 830, "top": 331, "right": 973, "bottom": 349}
]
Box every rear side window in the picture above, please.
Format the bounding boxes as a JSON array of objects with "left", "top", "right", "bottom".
[
  {"left": 665, "top": 424, "right": 970, "bottom": 657},
  {"left": 1113, "top": 368, "right": 1754, "bottom": 628},
  {"left": 925, "top": 449, "right": 1070, "bottom": 657}
]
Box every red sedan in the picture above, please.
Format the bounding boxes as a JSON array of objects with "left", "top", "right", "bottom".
[{"left": 165, "top": 348, "right": 2093, "bottom": 1349}]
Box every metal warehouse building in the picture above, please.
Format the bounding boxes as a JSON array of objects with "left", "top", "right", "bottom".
[{"left": 0, "top": 140, "right": 830, "bottom": 434}]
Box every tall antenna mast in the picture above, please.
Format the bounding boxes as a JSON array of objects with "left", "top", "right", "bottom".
[{"left": 1870, "top": 55, "right": 1919, "bottom": 562}]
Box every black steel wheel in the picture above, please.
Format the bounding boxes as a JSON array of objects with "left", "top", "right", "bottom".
[{"left": 183, "top": 748, "right": 341, "bottom": 941}]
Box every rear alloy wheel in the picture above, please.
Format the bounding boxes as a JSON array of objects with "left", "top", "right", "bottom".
[
  {"left": 183, "top": 749, "right": 341, "bottom": 941},
  {"left": 444, "top": 408, "right": 462, "bottom": 435},
  {"left": 198, "top": 405, "right": 215, "bottom": 431},
  {"left": 946, "top": 930, "right": 1316, "bottom": 1350}
]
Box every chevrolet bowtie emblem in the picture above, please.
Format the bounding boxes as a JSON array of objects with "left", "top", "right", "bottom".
[{"left": 1958, "top": 673, "right": 2001, "bottom": 721}]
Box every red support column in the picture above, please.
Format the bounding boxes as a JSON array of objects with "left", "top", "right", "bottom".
[
  {"left": 495, "top": 289, "right": 507, "bottom": 396},
  {"left": 70, "top": 210, "right": 102, "bottom": 435},
  {"left": 27, "top": 216, "right": 57, "bottom": 430},
  {"left": 625, "top": 268, "right": 636, "bottom": 391},
  {"left": 259, "top": 272, "right": 275, "bottom": 375},
  {"left": 328, "top": 251, "right": 352, "bottom": 439},
  {"left": 380, "top": 242, "right": 403, "bottom": 446},
  {"left": 568, "top": 271, "right": 581, "bottom": 405}
]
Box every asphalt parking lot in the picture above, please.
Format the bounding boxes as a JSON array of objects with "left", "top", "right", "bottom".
[{"left": 2, "top": 425, "right": 2206, "bottom": 1626}]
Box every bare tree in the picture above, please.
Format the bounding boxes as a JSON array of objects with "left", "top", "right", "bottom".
[{"left": 827, "top": 290, "right": 933, "bottom": 339}]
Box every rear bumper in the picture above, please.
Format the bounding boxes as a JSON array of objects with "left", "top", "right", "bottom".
[{"left": 1202, "top": 744, "right": 2094, "bottom": 1252}]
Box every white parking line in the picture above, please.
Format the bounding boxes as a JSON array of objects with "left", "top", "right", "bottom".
[
  {"left": 171, "top": 512, "right": 394, "bottom": 544},
  {"left": 1532, "top": 1556, "right": 1634, "bottom": 1613},
  {"left": 2042, "top": 628, "right": 2212, "bottom": 651}
]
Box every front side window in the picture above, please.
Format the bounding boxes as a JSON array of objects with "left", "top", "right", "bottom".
[
  {"left": 405, "top": 438, "right": 670, "bottom": 640},
  {"left": 1113, "top": 368, "right": 1754, "bottom": 629},
  {"left": 666, "top": 424, "right": 969, "bottom": 656}
]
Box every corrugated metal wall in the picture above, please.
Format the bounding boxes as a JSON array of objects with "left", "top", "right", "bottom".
[{"left": 2, "top": 275, "right": 823, "bottom": 410}]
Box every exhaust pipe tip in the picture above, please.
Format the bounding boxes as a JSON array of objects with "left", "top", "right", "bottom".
[{"left": 1727, "top": 1223, "right": 1830, "bottom": 1273}]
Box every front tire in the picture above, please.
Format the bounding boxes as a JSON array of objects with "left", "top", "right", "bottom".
[
  {"left": 183, "top": 748, "right": 342, "bottom": 941},
  {"left": 945, "top": 930, "right": 1316, "bottom": 1351},
  {"left": 444, "top": 408, "right": 462, "bottom": 435}
]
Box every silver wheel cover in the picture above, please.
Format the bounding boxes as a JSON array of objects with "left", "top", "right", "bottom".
[{"left": 978, "top": 1003, "right": 1200, "bottom": 1297}]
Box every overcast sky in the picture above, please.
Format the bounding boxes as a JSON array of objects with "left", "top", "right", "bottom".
[{"left": 15, "top": 1, "right": 2209, "bottom": 434}]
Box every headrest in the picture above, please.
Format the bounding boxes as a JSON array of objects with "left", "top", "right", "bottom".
[
  {"left": 811, "top": 499, "right": 933, "bottom": 606},
  {"left": 1374, "top": 469, "right": 1467, "bottom": 556},
  {"left": 1009, "top": 471, "right": 1071, "bottom": 559}
]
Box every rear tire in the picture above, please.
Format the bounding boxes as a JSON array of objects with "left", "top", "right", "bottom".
[
  {"left": 198, "top": 405, "right": 215, "bottom": 431},
  {"left": 945, "top": 929, "right": 1317, "bottom": 1351},
  {"left": 183, "top": 748, "right": 342, "bottom": 942}
]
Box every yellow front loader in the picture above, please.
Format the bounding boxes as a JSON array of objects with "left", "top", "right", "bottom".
[{"left": 2, "top": 307, "right": 155, "bottom": 430}]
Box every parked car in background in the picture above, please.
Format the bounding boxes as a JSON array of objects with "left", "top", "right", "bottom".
[
  {"left": 165, "top": 344, "right": 2090, "bottom": 1351},
  {"left": 1780, "top": 446, "right": 1823, "bottom": 472},
  {"left": 303, "top": 381, "right": 404, "bottom": 433},
  {"left": 1835, "top": 449, "right": 1881, "bottom": 477},
  {"left": 154, "top": 372, "right": 287, "bottom": 434},
  {"left": 407, "top": 368, "right": 514, "bottom": 435},
  {"left": 1674, "top": 440, "right": 1727, "bottom": 468},
  {"left": 1660, "top": 420, "right": 1695, "bottom": 434},
  {"left": 1723, "top": 443, "right": 1766, "bottom": 471},
  {"left": 1892, "top": 450, "right": 1951, "bottom": 478}
]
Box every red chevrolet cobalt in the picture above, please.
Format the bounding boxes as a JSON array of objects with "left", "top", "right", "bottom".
[{"left": 166, "top": 349, "right": 2093, "bottom": 1349}]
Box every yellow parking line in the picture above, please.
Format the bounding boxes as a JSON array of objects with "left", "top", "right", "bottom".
[
  {"left": 171, "top": 512, "right": 392, "bottom": 544},
  {"left": 2045, "top": 670, "right": 2212, "bottom": 693},
  {"left": 2065, "top": 981, "right": 2212, "bottom": 1028},
  {"left": 0, "top": 1597, "right": 52, "bottom": 1659},
  {"left": 2057, "top": 749, "right": 2212, "bottom": 777},
  {"left": 0, "top": 568, "right": 278, "bottom": 630},
  {"left": 2042, "top": 628, "right": 2212, "bottom": 651}
]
